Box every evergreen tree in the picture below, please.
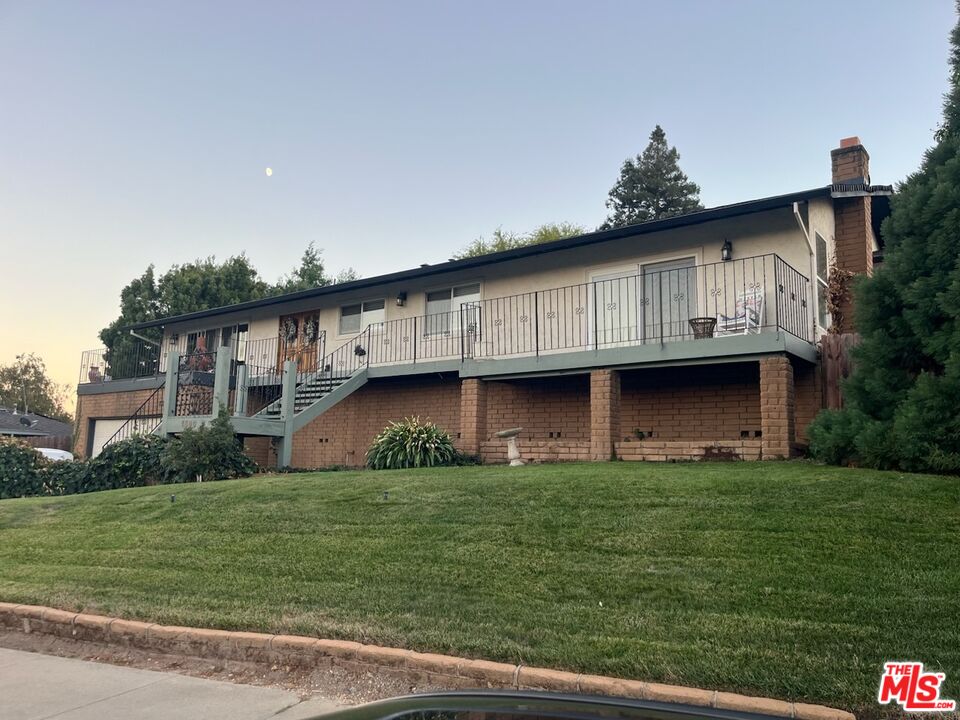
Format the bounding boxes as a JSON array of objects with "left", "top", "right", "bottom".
[
  {"left": 601, "top": 125, "right": 703, "bottom": 229},
  {"left": 808, "top": 5, "right": 960, "bottom": 473}
]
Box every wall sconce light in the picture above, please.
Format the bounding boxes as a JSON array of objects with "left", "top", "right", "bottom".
[
  {"left": 396, "top": 292, "right": 407, "bottom": 307},
  {"left": 721, "top": 239, "right": 733, "bottom": 262},
  {"left": 169, "top": 333, "right": 179, "bottom": 346}
]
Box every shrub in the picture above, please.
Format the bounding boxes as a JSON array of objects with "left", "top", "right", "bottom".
[
  {"left": 0, "top": 437, "right": 47, "bottom": 498},
  {"left": 161, "top": 410, "right": 257, "bottom": 482},
  {"left": 367, "top": 416, "right": 458, "bottom": 469},
  {"left": 85, "top": 434, "right": 173, "bottom": 492}
]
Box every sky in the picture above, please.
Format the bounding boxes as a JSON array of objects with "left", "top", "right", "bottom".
[{"left": 0, "top": 0, "right": 954, "bottom": 410}]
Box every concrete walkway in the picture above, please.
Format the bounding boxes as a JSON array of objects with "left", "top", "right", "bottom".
[{"left": 0, "top": 648, "right": 343, "bottom": 720}]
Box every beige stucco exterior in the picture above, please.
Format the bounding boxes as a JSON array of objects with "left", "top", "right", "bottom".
[{"left": 160, "top": 203, "right": 820, "bottom": 366}]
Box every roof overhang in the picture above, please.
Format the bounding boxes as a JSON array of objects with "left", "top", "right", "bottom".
[{"left": 128, "top": 186, "right": 833, "bottom": 331}]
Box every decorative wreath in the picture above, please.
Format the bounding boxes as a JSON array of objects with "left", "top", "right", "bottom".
[
  {"left": 282, "top": 318, "right": 299, "bottom": 342},
  {"left": 304, "top": 317, "right": 319, "bottom": 343}
]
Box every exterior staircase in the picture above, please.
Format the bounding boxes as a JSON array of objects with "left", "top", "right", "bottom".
[{"left": 256, "top": 373, "right": 353, "bottom": 419}]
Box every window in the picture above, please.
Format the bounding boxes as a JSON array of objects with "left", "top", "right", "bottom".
[
  {"left": 339, "top": 299, "right": 385, "bottom": 335},
  {"left": 816, "top": 233, "right": 830, "bottom": 328},
  {"left": 424, "top": 283, "right": 480, "bottom": 334}
]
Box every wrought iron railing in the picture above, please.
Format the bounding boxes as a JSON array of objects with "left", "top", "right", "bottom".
[
  {"left": 79, "top": 342, "right": 162, "bottom": 384},
  {"left": 462, "top": 254, "right": 811, "bottom": 359},
  {"left": 80, "top": 255, "right": 812, "bottom": 397},
  {"left": 174, "top": 351, "right": 217, "bottom": 416},
  {"left": 100, "top": 382, "right": 165, "bottom": 450}
]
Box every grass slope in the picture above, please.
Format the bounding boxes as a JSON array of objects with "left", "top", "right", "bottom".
[{"left": 0, "top": 462, "right": 957, "bottom": 714}]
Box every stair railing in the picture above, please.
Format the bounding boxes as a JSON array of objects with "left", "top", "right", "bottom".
[{"left": 100, "top": 381, "right": 165, "bottom": 450}]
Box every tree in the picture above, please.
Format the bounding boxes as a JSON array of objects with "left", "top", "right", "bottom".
[
  {"left": 0, "top": 354, "right": 71, "bottom": 422},
  {"left": 453, "top": 222, "right": 585, "bottom": 260},
  {"left": 100, "top": 246, "right": 358, "bottom": 355},
  {"left": 274, "top": 242, "right": 359, "bottom": 294},
  {"left": 601, "top": 125, "right": 703, "bottom": 229},
  {"left": 808, "top": 5, "right": 960, "bottom": 474}
]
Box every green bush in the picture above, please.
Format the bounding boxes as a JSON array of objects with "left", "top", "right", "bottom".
[
  {"left": 0, "top": 438, "right": 47, "bottom": 499},
  {"left": 367, "top": 416, "right": 458, "bottom": 469},
  {"left": 161, "top": 410, "right": 257, "bottom": 482},
  {"left": 84, "top": 434, "right": 173, "bottom": 492}
]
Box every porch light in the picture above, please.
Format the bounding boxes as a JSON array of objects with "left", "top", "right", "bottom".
[
  {"left": 721, "top": 239, "right": 733, "bottom": 262},
  {"left": 396, "top": 292, "right": 407, "bottom": 307},
  {"left": 169, "top": 333, "right": 179, "bottom": 346}
]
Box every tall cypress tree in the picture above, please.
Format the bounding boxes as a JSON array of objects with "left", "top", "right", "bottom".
[
  {"left": 601, "top": 125, "right": 703, "bottom": 229},
  {"left": 809, "top": 5, "right": 960, "bottom": 473}
]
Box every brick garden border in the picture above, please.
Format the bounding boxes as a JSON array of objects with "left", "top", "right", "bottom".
[{"left": 0, "top": 603, "right": 853, "bottom": 720}]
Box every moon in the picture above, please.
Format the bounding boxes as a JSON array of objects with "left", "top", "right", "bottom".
[{"left": 265, "top": 167, "right": 273, "bottom": 177}]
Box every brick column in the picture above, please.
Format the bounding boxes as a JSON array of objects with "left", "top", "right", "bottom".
[
  {"left": 759, "top": 356, "right": 795, "bottom": 459},
  {"left": 459, "top": 378, "right": 487, "bottom": 456},
  {"left": 590, "top": 369, "right": 620, "bottom": 461}
]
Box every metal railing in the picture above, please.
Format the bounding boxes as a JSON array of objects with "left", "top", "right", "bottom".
[
  {"left": 79, "top": 342, "right": 162, "bottom": 384},
  {"left": 174, "top": 351, "right": 217, "bottom": 416},
  {"left": 463, "top": 254, "right": 811, "bottom": 359},
  {"left": 79, "top": 255, "right": 812, "bottom": 395},
  {"left": 100, "top": 382, "right": 165, "bottom": 450}
]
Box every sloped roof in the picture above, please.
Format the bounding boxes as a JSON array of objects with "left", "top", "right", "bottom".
[
  {"left": 129, "top": 186, "right": 836, "bottom": 331},
  {"left": 0, "top": 407, "right": 73, "bottom": 437}
]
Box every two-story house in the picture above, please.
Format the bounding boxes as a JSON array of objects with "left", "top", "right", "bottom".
[{"left": 74, "top": 138, "right": 891, "bottom": 467}]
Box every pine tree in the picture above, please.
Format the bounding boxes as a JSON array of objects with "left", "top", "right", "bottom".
[
  {"left": 808, "top": 4, "right": 960, "bottom": 473},
  {"left": 601, "top": 125, "right": 703, "bottom": 229}
]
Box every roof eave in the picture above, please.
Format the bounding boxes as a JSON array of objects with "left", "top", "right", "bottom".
[{"left": 128, "top": 186, "right": 832, "bottom": 331}]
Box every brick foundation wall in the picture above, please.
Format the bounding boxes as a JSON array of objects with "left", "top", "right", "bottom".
[
  {"left": 619, "top": 363, "right": 762, "bottom": 442},
  {"left": 615, "top": 439, "right": 763, "bottom": 462},
  {"left": 480, "top": 439, "right": 591, "bottom": 463},
  {"left": 483, "top": 375, "right": 591, "bottom": 442},
  {"left": 74, "top": 387, "right": 161, "bottom": 458},
  {"left": 291, "top": 375, "right": 461, "bottom": 468}
]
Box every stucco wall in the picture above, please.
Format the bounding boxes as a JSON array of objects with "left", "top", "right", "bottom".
[{"left": 160, "top": 206, "right": 813, "bottom": 358}]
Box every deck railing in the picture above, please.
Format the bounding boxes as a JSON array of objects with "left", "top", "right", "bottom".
[
  {"left": 79, "top": 254, "right": 812, "bottom": 389},
  {"left": 462, "top": 253, "right": 811, "bottom": 359}
]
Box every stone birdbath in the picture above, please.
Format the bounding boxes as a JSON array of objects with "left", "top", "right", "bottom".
[{"left": 495, "top": 427, "right": 525, "bottom": 466}]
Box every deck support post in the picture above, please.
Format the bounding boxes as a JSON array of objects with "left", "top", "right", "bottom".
[
  {"left": 275, "top": 360, "right": 298, "bottom": 468},
  {"left": 159, "top": 352, "right": 180, "bottom": 436},
  {"left": 233, "top": 364, "right": 248, "bottom": 416},
  {"left": 212, "top": 351, "right": 233, "bottom": 413}
]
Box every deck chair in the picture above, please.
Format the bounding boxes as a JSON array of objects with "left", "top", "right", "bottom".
[{"left": 716, "top": 287, "right": 764, "bottom": 336}]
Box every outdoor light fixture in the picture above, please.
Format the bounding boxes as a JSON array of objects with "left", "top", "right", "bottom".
[
  {"left": 396, "top": 292, "right": 407, "bottom": 307},
  {"left": 169, "top": 333, "right": 179, "bottom": 346},
  {"left": 721, "top": 239, "right": 733, "bottom": 262}
]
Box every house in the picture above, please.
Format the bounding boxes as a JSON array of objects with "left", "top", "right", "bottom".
[
  {"left": 0, "top": 406, "right": 73, "bottom": 450},
  {"left": 74, "top": 138, "right": 891, "bottom": 465}
]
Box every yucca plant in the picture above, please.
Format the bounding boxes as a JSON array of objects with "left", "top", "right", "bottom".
[{"left": 367, "top": 417, "right": 458, "bottom": 469}]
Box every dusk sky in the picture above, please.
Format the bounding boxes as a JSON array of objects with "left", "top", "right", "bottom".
[{"left": 0, "top": 1, "right": 953, "bottom": 408}]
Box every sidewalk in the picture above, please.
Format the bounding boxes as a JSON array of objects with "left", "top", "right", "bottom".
[{"left": 0, "top": 647, "right": 343, "bottom": 720}]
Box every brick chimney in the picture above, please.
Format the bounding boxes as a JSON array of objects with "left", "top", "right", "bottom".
[{"left": 830, "top": 137, "right": 874, "bottom": 332}]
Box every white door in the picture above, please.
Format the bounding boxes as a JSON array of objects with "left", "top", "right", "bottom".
[
  {"left": 591, "top": 267, "right": 640, "bottom": 348},
  {"left": 641, "top": 257, "right": 697, "bottom": 342}
]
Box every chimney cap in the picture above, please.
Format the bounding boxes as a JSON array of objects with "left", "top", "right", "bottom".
[{"left": 839, "top": 136, "right": 862, "bottom": 149}]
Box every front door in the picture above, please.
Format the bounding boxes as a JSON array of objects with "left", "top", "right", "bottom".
[{"left": 278, "top": 312, "right": 324, "bottom": 373}]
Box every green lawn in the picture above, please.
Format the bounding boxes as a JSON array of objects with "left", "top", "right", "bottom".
[{"left": 0, "top": 462, "right": 957, "bottom": 714}]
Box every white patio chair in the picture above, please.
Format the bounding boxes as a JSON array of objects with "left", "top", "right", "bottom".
[{"left": 716, "top": 288, "right": 764, "bottom": 336}]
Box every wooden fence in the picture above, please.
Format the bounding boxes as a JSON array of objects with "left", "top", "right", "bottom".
[
  {"left": 820, "top": 333, "right": 861, "bottom": 409},
  {"left": 18, "top": 435, "right": 74, "bottom": 452}
]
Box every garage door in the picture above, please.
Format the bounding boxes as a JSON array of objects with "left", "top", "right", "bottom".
[{"left": 89, "top": 417, "right": 161, "bottom": 457}]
